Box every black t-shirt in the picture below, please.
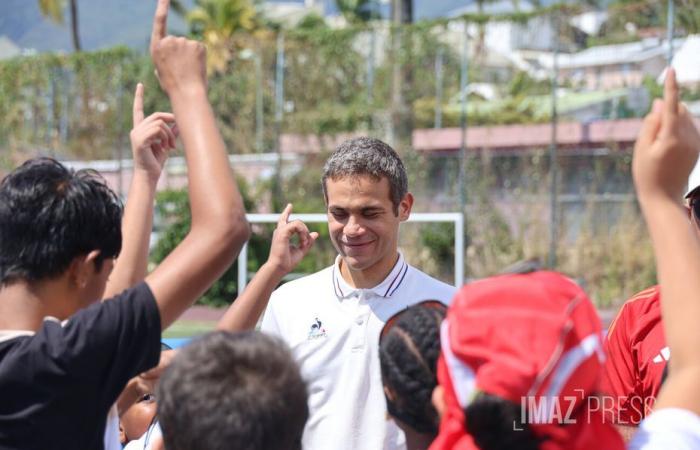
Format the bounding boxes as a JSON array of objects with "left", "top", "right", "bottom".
[{"left": 0, "top": 282, "right": 161, "bottom": 450}]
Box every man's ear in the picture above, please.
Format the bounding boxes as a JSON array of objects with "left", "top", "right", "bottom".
[
  {"left": 69, "top": 250, "right": 102, "bottom": 289},
  {"left": 398, "top": 192, "right": 413, "bottom": 221},
  {"left": 432, "top": 385, "right": 446, "bottom": 419}
]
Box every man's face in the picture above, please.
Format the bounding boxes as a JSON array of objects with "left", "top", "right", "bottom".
[
  {"left": 117, "top": 375, "right": 158, "bottom": 444},
  {"left": 325, "top": 175, "right": 412, "bottom": 273}
]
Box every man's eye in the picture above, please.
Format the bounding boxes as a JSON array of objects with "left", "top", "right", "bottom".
[
  {"left": 139, "top": 394, "right": 156, "bottom": 403},
  {"left": 331, "top": 211, "right": 347, "bottom": 219}
]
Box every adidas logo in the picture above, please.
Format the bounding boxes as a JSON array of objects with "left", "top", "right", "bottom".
[{"left": 652, "top": 346, "right": 671, "bottom": 363}]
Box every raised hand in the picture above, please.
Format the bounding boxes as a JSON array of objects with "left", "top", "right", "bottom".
[
  {"left": 633, "top": 68, "right": 700, "bottom": 202},
  {"left": 267, "top": 204, "right": 319, "bottom": 275},
  {"left": 129, "top": 83, "right": 178, "bottom": 183},
  {"left": 149, "top": 0, "right": 207, "bottom": 95}
]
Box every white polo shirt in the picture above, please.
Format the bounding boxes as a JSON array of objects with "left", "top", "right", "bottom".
[{"left": 261, "top": 253, "right": 456, "bottom": 450}]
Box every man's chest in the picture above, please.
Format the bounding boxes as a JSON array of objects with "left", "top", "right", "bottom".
[{"left": 279, "top": 292, "right": 409, "bottom": 378}]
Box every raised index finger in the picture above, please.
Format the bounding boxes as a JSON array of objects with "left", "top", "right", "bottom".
[
  {"left": 664, "top": 67, "right": 679, "bottom": 118},
  {"left": 150, "top": 0, "right": 170, "bottom": 52},
  {"left": 132, "top": 83, "right": 145, "bottom": 127},
  {"left": 278, "top": 203, "right": 293, "bottom": 228}
]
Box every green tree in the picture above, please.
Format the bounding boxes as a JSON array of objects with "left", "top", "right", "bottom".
[
  {"left": 186, "top": 0, "right": 260, "bottom": 73},
  {"left": 38, "top": 0, "right": 82, "bottom": 51},
  {"left": 336, "top": 0, "right": 375, "bottom": 24},
  {"left": 604, "top": 0, "right": 700, "bottom": 36},
  {"left": 151, "top": 178, "right": 268, "bottom": 307}
]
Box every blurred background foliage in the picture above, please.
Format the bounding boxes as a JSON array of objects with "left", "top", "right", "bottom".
[{"left": 5, "top": 0, "right": 692, "bottom": 308}]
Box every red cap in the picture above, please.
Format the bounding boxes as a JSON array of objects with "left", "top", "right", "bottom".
[{"left": 430, "top": 271, "right": 624, "bottom": 450}]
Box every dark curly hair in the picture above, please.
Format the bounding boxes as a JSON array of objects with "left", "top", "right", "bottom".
[
  {"left": 465, "top": 393, "right": 543, "bottom": 450},
  {"left": 379, "top": 301, "right": 446, "bottom": 435}
]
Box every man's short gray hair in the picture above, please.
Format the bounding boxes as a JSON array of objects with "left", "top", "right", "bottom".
[{"left": 321, "top": 137, "right": 408, "bottom": 215}]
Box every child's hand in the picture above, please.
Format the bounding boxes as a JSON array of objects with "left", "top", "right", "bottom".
[
  {"left": 633, "top": 68, "right": 700, "bottom": 202},
  {"left": 150, "top": 0, "right": 207, "bottom": 95},
  {"left": 266, "top": 204, "right": 319, "bottom": 275},
  {"left": 129, "top": 83, "right": 177, "bottom": 183}
]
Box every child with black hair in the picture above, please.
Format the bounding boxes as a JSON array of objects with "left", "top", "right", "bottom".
[
  {"left": 0, "top": 1, "right": 250, "bottom": 448},
  {"left": 379, "top": 301, "right": 447, "bottom": 450}
]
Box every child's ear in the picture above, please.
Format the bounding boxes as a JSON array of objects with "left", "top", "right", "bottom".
[
  {"left": 384, "top": 385, "right": 397, "bottom": 403},
  {"left": 69, "top": 250, "right": 102, "bottom": 289},
  {"left": 119, "top": 422, "right": 127, "bottom": 445},
  {"left": 432, "top": 385, "right": 446, "bottom": 419}
]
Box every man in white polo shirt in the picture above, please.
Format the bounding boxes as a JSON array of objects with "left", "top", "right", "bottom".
[{"left": 261, "top": 137, "right": 456, "bottom": 450}]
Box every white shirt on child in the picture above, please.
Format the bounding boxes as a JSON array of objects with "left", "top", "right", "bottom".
[{"left": 629, "top": 407, "right": 700, "bottom": 450}]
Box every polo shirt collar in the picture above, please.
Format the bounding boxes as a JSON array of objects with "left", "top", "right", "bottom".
[
  {"left": 332, "top": 252, "right": 409, "bottom": 299},
  {"left": 0, "top": 317, "right": 66, "bottom": 343},
  {"left": 0, "top": 330, "right": 34, "bottom": 343}
]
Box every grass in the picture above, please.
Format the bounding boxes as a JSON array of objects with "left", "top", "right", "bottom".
[{"left": 163, "top": 320, "right": 217, "bottom": 338}]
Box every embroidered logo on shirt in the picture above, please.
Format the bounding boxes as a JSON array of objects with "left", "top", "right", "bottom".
[
  {"left": 652, "top": 346, "right": 671, "bottom": 363},
  {"left": 308, "top": 317, "right": 327, "bottom": 340}
]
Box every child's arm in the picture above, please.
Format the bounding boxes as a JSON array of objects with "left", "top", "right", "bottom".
[
  {"left": 633, "top": 68, "right": 700, "bottom": 414},
  {"left": 104, "top": 83, "right": 177, "bottom": 299},
  {"left": 217, "top": 204, "right": 318, "bottom": 332},
  {"left": 144, "top": 0, "right": 250, "bottom": 330}
]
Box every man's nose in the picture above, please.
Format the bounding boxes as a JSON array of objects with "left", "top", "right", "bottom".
[{"left": 344, "top": 215, "right": 364, "bottom": 236}]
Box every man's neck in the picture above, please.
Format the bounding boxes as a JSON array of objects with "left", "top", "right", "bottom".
[
  {"left": 0, "top": 280, "right": 68, "bottom": 331},
  {"left": 339, "top": 252, "right": 399, "bottom": 289}
]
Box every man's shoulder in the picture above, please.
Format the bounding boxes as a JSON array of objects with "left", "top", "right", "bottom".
[
  {"left": 271, "top": 266, "right": 335, "bottom": 297},
  {"left": 403, "top": 264, "right": 457, "bottom": 302}
]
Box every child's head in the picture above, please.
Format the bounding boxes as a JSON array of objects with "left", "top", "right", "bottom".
[
  {"left": 431, "top": 271, "right": 624, "bottom": 450},
  {"left": 157, "top": 331, "right": 309, "bottom": 450},
  {"left": 117, "top": 375, "right": 158, "bottom": 444},
  {"left": 0, "top": 158, "right": 122, "bottom": 308},
  {"left": 379, "top": 301, "right": 446, "bottom": 438}
]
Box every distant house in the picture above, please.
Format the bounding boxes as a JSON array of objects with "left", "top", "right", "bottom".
[
  {"left": 0, "top": 35, "right": 21, "bottom": 60},
  {"left": 534, "top": 38, "right": 684, "bottom": 91},
  {"left": 447, "top": 0, "right": 586, "bottom": 56}
]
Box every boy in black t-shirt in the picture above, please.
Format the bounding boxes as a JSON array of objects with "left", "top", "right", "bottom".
[{"left": 0, "top": 1, "right": 250, "bottom": 449}]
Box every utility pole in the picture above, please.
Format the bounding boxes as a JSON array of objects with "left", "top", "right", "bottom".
[
  {"left": 273, "top": 32, "right": 285, "bottom": 210},
  {"left": 548, "top": 13, "right": 559, "bottom": 269},
  {"left": 390, "top": 0, "right": 413, "bottom": 150},
  {"left": 434, "top": 45, "right": 444, "bottom": 129},
  {"left": 458, "top": 22, "right": 469, "bottom": 279}
]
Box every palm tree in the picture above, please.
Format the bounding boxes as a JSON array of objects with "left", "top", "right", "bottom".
[
  {"left": 186, "top": 0, "right": 259, "bottom": 73},
  {"left": 336, "top": 0, "right": 375, "bottom": 24},
  {"left": 38, "top": 0, "right": 81, "bottom": 51}
]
